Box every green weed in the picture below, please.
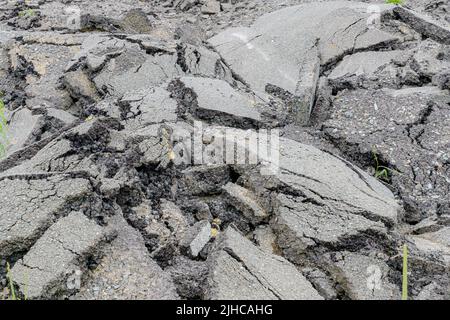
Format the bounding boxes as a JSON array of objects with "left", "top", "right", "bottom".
[
  {"left": 0, "top": 97, "right": 7, "bottom": 158},
  {"left": 6, "top": 262, "right": 17, "bottom": 300},
  {"left": 385, "top": 0, "right": 404, "bottom": 5},
  {"left": 372, "top": 148, "right": 392, "bottom": 182},
  {"left": 402, "top": 244, "right": 408, "bottom": 300},
  {"left": 18, "top": 9, "right": 36, "bottom": 18},
  {"left": 2, "top": 262, "right": 27, "bottom": 300}
]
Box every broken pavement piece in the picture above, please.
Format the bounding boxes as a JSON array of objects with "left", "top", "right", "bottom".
[
  {"left": 5, "top": 105, "right": 79, "bottom": 157},
  {"left": 327, "top": 50, "right": 405, "bottom": 90},
  {"left": 166, "top": 256, "right": 209, "bottom": 299},
  {"left": 5, "top": 107, "right": 42, "bottom": 155},
  {"left": 323, "top": 87, "right": 450, "bottom": 221},
  {"left": 1, "top": 118, "right": 117, "bottom": 177},
  {"left": 411, "top": 39, "right": 450, "bottom": 80},
  {"left": 119, "top": 9, "right": 153, "bottom": 34},
  {"left": 274, "top": 193, "right": 388, "bottom": 262},
  {"left": 303, "top": 268, "right": 338, "bottom": 300},
  {"left": 201, "top": 0, "right": 221, "bottom": 15},
  {"left": 273, "top": 138, "right": 400, "bottom": 227},
  {"left": 0, "top": 175, "right": 94, "bottom": 260},
  {"left": 160, "top": 200, "right": 189, "bottom": 242},
  {"left": 412, "top": 227, "right": 450, "bottom": 266},
  {"left": 234, "top": 137, "right": 400, "bottom": 262},
  {"left": 172, "top": 77, "right": 262, "bottom": 127},
  {"left": 206, "top": 226, "right": 323, "bottom": 300},
  {"left": 74, "top": 214, "right": 179, "bottom": 300},
  {"left": 181, "top": 165, "right": 231, "bottom": 196},
  {"left": 252, "top": 225, "right": 279, "bottom": 255},
  {"left": 180, "top": 220, "right": 212, "bottom": 258},
  {"left": 9, "top": 40, "right": 77, "bottom": 110},
  {"left": 178, "top": 44, "right": 232, "bottom": 80},
  {"left": 222, "top": 182, "right": 268, "bottom": 224},
  {"left": 393, "top": 6, "right": 450, "bottom": 45},
  {"left": 11, "top": 211, "right": 114, "bottom": 299},
  {"left": 325, "top": 251, "right": 400, "bottom": 300},
  {"left": 209, "top": 1, "right": 397, "bottom": 124},
  {"left": 93, "top": 48, "right": 182, "bottom": 97},
  {"left": 145, "top": 199, "right": 189, "bottom": 265},
  {"left": 64, "top": 69, "right": 100, "bottom": 105},
  {"left": 119, "top": 87, "right": 178, "bottom": 130}
]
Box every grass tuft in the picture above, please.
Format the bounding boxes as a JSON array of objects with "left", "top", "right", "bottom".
[
  {"left": 386, "top": 0, "right": 404, "bottom": 5},
  {"left": 402, "top": 244, "right": 408, "bottom": 300},
  {"left": 372, "top": 147, "right": 391, "bottom": 182},
  {"left": 18, "top": 9, "right": 37, "bottom": 17},
  {"left": 6, "top": 262, "right": 17, "bottom": 300},
  {"left": 0, "top": 97, "right": 7, "bottom": 158}
]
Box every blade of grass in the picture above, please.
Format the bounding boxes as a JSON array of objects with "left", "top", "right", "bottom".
[
  {"left": 24, "top": 272, "right": 29, "bottom": 300},
  {"left": 402, "top": 244, "right": 408, "bottom": 300},
  {"left": 6, "top": 262, "right": 17, "bottom": 300},
  {"left": 0, "top": 98, "right": 8, "bottom": 157}
]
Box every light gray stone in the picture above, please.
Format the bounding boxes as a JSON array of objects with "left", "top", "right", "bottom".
[
  {"left": 328, "top": 50, "right": 404, "bottom": 84},
  {"left": 11, "top": 211, "right": 113, "bottom": 299},
  {"left": 5, "top": 107, "right": 42, "bottom": 155},
  {"left": 178, "top": 76, "right": 262, "bottom": 123},
  {"left": 181, "top": 220, "right": 212, "bottom": 257},
  {"left": 236, "top": 136, "right": 400, "bottom": 262},
  {"left": 209, "top": 1, "right": 397, "bottom": 124},
  {"left": 393, "top": 6, "right": 450, "bottom": 45},
  {"left": 201, "top": 0, "right": 221, "bottom": 15},
  {"left": 325, "top": 251, "right": 400, "bottom": 300},
  {"left": 411, "top": 39, "right": 450, "bottom": 79},
  {"left": 0, "top": 175, "right": 93, "bottom": 260},
  {"left": 120, "top": 87, "right": 178, "bottom": 130},
  {"left": 206, "top": 226, "right": 323, "bottom": 300},
  {"left": 74, "top": 214, "right": 179, "bottom": 300},
  {"left": 93, "top": 48, "right": 182, "bottom": 97},
  {"left": 323, "top": 87, "right": 450, "bottom": 221},
  {"left": 222, "top": 182, "right": 268, "bottom": 223}
]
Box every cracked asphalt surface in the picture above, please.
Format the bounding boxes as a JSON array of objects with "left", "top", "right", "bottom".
[{"left": 0, "top": 0, "right": 449, "bottom": 300}]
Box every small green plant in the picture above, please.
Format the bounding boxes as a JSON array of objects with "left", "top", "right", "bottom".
[
  {"left": 2, "top": 262, "right": 28, "bottom": 300},
  {"left": 0, "top": 96, "right": 7, "bottom": 158},
  {"left": 385, "top": 0, "right": 404, "bottom": 5},
  {"left": 6, "top": 262, "right": 17, "bottom": 300},
  {"left": 402, "top": 244, "right": 408, "bottom": 300},
  {"left": 18, "top": 9, "right": 36, "bottom": 18},
  {"left": 372, "top": 147, "right": 403, "bottom": 183},
  {"left": 372, "top": 148, "right": 391, "bottom": 182}
]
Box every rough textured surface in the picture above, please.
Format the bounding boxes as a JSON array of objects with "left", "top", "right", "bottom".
[
  {"left": 236, "top": 137, "right": 401, "bottom": 264},
  {"left": 323, "top": 88, "right": 450, "bottom": 222},
  {"left": 205, "top": 227, "right": 323, "bottom": 300},
  {"left": 1, "top": 0, "right": 449, "bottom": 300},
  {"left": 393, "top": 6, "right": 450, "bottom": 44},
  {"left": 209, "top": 1, "right": 397, "bottom": 124},
  {"left": 74, "top": 214, "right": 179, "bottom": 300},
  {"left": 0, "top": 175, "right": 93, "bottom": 260},
  {"left": 325, "top": 251, "right": 401, "bottom": 300},
  {"left": 180, "top": 220, "right": 212, "bottom": 258},
  {"left": 11, "top": 211, "right": 112, "bottom": 299},
  {"left": 177, "top": 76, "right": 262, "bottom": 123},
  {"left": 222, "top": 182, "right": 268, "bottom": 223}
]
